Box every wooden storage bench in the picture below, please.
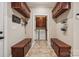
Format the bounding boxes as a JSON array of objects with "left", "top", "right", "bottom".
[
  {"left": 11, "top": 38, "right": 32, "bottom": 57},
  {"left": 51, "top": 38, "right": 71, "bottom": 57}
]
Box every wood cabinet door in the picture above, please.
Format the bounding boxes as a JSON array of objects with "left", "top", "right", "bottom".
[
  {"left": 36, "top": 16, "right": 46, "bottom": 28},
  {"left": 52, "top": 2, "right": 71, "bottom": 19},
  {"left": 11, "top": 2, "right": 30, "bottom": 18}
]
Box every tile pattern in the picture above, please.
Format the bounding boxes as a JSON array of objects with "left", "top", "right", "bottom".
[{"left": 26, "top": 40, "right": 57, "bottom": 57}]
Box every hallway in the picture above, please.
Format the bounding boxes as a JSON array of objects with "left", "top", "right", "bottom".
[
  {"left": 1, "top": 2, "right": 79, "bottom": 57},
  {"left": 26, "top": 41, "right": 57, "bottom": 57}
]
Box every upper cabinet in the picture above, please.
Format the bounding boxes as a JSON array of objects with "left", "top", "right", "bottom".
[
  {"left": 52, "top": 2, "right": 71, "bottom": 19},
  {"left": 36, "top": 16, "right": 47, "bottom": 29},
  {"left": 11, "top": 2, "right": 31, "bottom": 18}
]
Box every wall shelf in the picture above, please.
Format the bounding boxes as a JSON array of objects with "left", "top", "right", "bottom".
[
  {"left": 11, "top": 2, "right": 31, "bottom": 18},
  {"left": 52, "top": 2, "right": 71, "bottom": 19}
]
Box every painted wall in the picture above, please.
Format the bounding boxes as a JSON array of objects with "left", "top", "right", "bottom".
[
  {"left": 0, "top": 3, "right": 4, "bottom": 57},
  {"left": 53, "top": 2, "right": 79, "bottom": 56},
  {"left": 3, "top": 3, "right": 56, "bottom": 56},
  {"left": 4, "top": 2, "right": 79, "bottom": 57},
  {"left": 26, "top": 2, "right": 79, "bottom": 56},
  {"left": 73, "top": 2, "right": 79, "bottom": 56},
  {"left": 53, "top": 3, "right": 74, "bottom": 56},
  {"left": 4, "top": 3, "right": 27, "bottom": 56},
  {"left": 25, "top": 7, "right": 56, "bottom": 48}
]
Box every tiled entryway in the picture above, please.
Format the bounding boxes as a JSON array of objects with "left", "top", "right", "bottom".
[{"left": 26, "top": 40, "right": 57, "bottom": 57}]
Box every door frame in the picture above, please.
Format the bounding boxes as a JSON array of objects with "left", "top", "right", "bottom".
[{"left": 35, "top": 15, "right": 48, "bottom": 41}]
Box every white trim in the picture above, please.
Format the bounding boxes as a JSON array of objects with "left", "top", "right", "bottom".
[{"left": 3, "top": 3, "right": 8, "bottom": 57}]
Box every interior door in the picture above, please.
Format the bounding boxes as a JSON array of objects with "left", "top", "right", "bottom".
[
  {"left": 36, "top": 16, "right": 47, "bottom": 40},
  {"left": 0, "top": 3, "right": 4, "bottom": 57}
]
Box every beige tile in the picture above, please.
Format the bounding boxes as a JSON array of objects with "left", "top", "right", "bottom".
[{"left": 26, "top": 40, "right": 57, "bottom": 57}]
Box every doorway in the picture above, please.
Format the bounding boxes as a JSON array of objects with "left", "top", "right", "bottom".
[{"left": 35, "top": 15, "right": 47, "bottom": 41}]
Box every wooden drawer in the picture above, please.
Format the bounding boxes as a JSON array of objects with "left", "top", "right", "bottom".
[
  {"left": 11, "top": 47, "right": 24, "bottom": 57},
  {"left": 51, "top": 38, "right": 71, "bottom": 57},
  {"left": 11, "top": 38, "right": 32, "bottom": 57},
  {"left": 59, "top": 48, "right": 71, "bottom": 57}
]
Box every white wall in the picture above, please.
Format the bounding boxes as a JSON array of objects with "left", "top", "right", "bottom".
[
  {"left": 25, "top": 7, "right": 56, "bottom": 48},
  {"left": 3, "top": 3, "right": 56, "bottom": 56},
  {"left": 4, "top": 2, "right": 78, "bottom": 57},
  {"left": 54, "top": 2, "right": 79, "bottom": 56},
  {"left": 53, "top": 3, "right": 74, "bottom": 56},
  {"left": 3, "top": 2, "right": 78, "bottom": 57},
  {"left": 24, "top": 2, "right": 79, "bottom": 56},
  {"left": 0, "top": 3, "right": 4, "bottom": 57},
  {"left": 4, "top": 3, "right": 27, "bottom": 56},
  {"left": 73, "top": 2, "right": 79, "bottom": 56}
]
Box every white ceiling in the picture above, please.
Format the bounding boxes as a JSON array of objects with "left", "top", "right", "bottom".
[{"left": 27, "top": 2, "right": 56, "bottom": 8}]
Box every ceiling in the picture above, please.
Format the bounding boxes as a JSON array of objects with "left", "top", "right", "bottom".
[{"left": 27, "top": 2, "right": 56, "bottom": 8}]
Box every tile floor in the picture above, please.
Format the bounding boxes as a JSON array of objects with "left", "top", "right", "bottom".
[{"left": 26, "top": 40, "right": 57, "bottom": 57}]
